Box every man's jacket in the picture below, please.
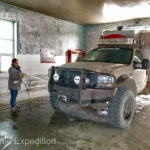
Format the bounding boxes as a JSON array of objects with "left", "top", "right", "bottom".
[{"left": 8, "top": 65, "right": 22, "bottom": 90}]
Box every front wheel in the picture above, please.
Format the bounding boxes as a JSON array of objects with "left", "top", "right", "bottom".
[{"left": 107, "top": 88, "right": 135, "bottom": 129}]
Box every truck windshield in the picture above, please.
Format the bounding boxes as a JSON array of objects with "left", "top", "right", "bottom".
[{"left": 81, "top": 48, "right": 133, "bottom": 64}]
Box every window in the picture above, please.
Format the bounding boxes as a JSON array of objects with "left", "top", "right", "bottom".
[
  {"left": 134, "top": 50, "right": 143, "bottom": 63},
  {"left": 133, "top": 50, "right": 143, "bottom": 69},
  {"left": 0, "top": 19, "right": 17, "bottom": 72}
]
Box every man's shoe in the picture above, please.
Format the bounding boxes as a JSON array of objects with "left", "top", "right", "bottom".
[
  {"left": 11, "top": 108, "right": 18, "bottom": 116},
  {"left": 11, "top": 111, "right": 18, "bottom": 117}
]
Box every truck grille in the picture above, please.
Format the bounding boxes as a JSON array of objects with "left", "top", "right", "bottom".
[
  {"left": 52, "top": 68, "right": 98, "bottom": 89},
  {"left": 54, "top": 69, "right": 81, "bottom": 89},
  {"left": 86, "top": 73, "right": 97, "bottom": 88}
]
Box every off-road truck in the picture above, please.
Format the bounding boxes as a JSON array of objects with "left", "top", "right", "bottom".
[{"left": 48, "top": 29, "right": 149, "bottom": 129}]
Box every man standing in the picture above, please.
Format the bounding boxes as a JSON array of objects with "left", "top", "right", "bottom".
[{"left": 8, "top": 58, "right": 24, "bottom": 116}]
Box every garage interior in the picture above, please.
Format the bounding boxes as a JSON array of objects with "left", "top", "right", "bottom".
[{"left": 1, "top": 0, "right": 150, "bottom": 150}]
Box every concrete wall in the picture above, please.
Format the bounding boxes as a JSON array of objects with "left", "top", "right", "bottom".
[{"left": 0, "top": 2, "right": 85, "bottom": 106}]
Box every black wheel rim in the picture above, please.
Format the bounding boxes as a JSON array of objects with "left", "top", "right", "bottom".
[{"left": 123, "top": 98, "right": 132, "bottom": 120}]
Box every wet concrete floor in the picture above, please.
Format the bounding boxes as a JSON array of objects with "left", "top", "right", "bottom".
[{"left": 0, "top": 96, "right": 150, "bottom": 150}]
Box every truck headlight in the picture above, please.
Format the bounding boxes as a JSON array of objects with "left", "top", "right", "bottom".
[
  {"left": 53, "top": 73, "right": 59, "bottom": 81},
  {"left": 74, "top": 76, "right": 80, "bottom": 85},
  {"left": 85, "top": 78, "right": 90, "bottom": 84},
  {"left": 97, "top": 75, "right": 115, "bottom": 88}
]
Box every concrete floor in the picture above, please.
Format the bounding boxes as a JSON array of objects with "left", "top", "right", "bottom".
[{"left": 0, "top": 96, "right": 150, "bottom": 150}]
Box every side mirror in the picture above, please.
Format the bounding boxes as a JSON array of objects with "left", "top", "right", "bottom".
[
  {"left": 142, "top": 59, "right": 149, "bottom": 69},
  {"left": 133, "top": 61, "right": 138, "bottom": 69}
]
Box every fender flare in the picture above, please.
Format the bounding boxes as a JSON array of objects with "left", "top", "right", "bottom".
[{"left": 117, "top": 74, "right": 137, "bottom": 97}]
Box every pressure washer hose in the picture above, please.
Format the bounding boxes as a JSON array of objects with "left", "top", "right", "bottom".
[
  {"left": 22, "top": 81, "right": 32, "bottom": 110},
  {"left": 22, "top": 74, "right": 47, "bottom": 110}
]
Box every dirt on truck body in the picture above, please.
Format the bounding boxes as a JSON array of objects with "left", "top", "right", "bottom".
[{"left": 48, "top": 29, "right": 150, "bottom": 129}]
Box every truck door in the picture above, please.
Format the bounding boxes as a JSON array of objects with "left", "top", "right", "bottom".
[{"left": 133, "top": 50, "right": 147, "bottom": 93}]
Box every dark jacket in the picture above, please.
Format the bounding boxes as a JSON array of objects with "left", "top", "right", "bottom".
[{"left": 8, "top": 65, "right": 22, "bottom": 90}]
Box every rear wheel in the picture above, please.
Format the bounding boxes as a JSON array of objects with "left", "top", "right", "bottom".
[{"left": 107, "top": 88, "right": 135, "bottom": 129}]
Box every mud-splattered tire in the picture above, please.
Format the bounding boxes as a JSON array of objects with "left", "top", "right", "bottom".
[
  {"left": 50, "top": 95, "right": 60, "bottom": 111},
  {"left": 107, "top": 88, "right": 135, "bottom": 129}
]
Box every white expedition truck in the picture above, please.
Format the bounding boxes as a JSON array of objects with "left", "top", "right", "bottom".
[{"left": 48, "top": 29, "right": 150, "bottom": 129}]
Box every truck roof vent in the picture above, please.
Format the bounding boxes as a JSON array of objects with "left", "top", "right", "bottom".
[{"left": 117, "top": 26, "right": 123, "bottom": 30}]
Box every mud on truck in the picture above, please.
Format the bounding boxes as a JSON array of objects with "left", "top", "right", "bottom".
[{"left": 48, "top": 29, "right": 150, "bottom": 129}]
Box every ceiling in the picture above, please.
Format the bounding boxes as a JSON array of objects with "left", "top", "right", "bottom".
[{"left": 1, "top": 0, "right": 150, "bottom": 25}]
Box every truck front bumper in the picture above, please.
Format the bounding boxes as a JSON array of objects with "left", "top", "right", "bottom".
[{"left": 50, "top": 86, "right": 115, "bottom": 107}]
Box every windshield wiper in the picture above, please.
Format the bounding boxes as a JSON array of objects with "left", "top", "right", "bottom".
[{"left": 80, "top": 60, "right": 95, "bottom": 62}]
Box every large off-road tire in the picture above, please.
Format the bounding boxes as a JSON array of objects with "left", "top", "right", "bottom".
[
  {"left": 49, "top": 95, "right": 60, "bottom": 111},
  {"left": 107, "top": 88, "right": 135, "bottom": 129}
]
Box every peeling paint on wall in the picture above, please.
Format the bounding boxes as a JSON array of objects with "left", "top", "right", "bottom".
[{"left": 0, "top": 2, "right": 85, "bottom": 56}]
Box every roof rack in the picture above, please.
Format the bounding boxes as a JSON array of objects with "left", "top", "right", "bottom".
[{"left": 96, "top": 38, "right": 138, "bottom": 45}]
